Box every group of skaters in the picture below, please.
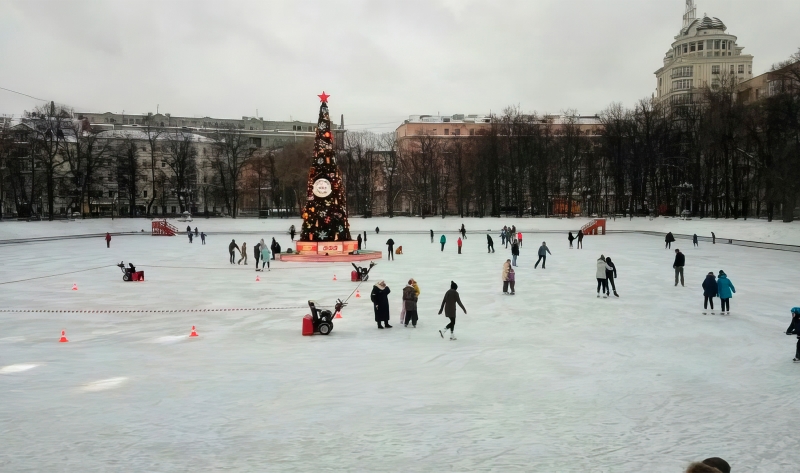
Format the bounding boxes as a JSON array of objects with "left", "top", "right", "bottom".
[
  {"left": 227, "top": 238, "right": 281, "bottom": 271},
  {"left": 369, "top": 278, "right": 466, "bottom": 340},
  {"left": 185, "top": 226, "right": 207, "bottom": 244}
]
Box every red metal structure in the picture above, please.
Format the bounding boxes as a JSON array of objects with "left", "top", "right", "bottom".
[
  {"left": 580, "top": 218, "right": 607, "bottom": 235},
  {"left": 151, "top": 220, "right": 178, "bottom": 236}
]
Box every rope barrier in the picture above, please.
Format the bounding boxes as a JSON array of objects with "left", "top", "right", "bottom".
[
  {"left": 0, "top": 306, "right": 308, "bottom": 313},
  {"left": 0, "top": 265, "right": 114, "bottom": 285}
]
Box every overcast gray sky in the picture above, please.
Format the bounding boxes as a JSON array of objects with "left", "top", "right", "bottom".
[{"left": 1, "top": 0, "right": 798, "bottom": 131}]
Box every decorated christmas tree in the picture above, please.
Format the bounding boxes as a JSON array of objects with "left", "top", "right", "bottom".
[{"left": 299, "top": 92, "right": 352, "bottom": 242}]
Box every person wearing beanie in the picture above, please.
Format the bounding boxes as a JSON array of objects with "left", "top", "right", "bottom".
[
  {"left": 605, "top": 256, "right": 618, "bottom": 297},
  {"left": 702, "top": 272, "right": 718, "bottom": 314},
  {"left": 684, "top": 462, "right": 722, "bottom": 473},
  {"left": 701, "top": 457, "right": 730, "bottom": 473},
  {"left": 228, "top": 239, "right": 240, "bottom": 264},
  {"left": 716, "top": 270, "right": 735, "bottom": 314},
  {"left": 371, "top": 280, "right": 392, "bottom": 329},
  {"left": 673, "top": 249, "right": 686, "bottom": 287},
  {"left": 596, "top": 254, "right": 611, "bottom": 297},
  {"left": 438, "top": 281, "right": 466, "bottom": 340}
]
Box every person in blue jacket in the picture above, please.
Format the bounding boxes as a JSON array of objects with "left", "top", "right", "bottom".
[
  {"left": 716, "top": 270, "right": 735, "bottom": 314},
  {"left": 701, "top": 272, "right": 718, "bottom": 314},
  {"left": 440, "top": 234, "right": 446, "bottom": 252}
]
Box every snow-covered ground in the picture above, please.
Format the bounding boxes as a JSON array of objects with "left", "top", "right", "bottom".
[{"left": 1, "top": 218, "right": 799, "bottom": 472}]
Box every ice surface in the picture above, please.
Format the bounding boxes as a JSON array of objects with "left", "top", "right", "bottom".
[{"left": 1, "top": 217, "right": 799, "bottom": 471}]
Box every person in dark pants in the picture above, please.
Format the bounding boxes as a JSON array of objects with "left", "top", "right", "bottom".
[
  {"left": 568, "top": 231, "right": 575, "bottom": 248},
  {"left": 487, "top": 234, "right": 494, "bottom": 253},
  {"left": 577, "top": 230, "right": 584, "bottom": 249},
  {"left": 460, "top": 223, "right": 467, "bottom": 239},
  {"left": 271, "top": 237, "right": 280, "bottom": 260},
  {"left": 375, "top": 227, "right": 380, "bottom": 234},
  {"left": 194, "top": 227, "right": 199, "bottom": 237},
  {"left": 188, "top": 231, "right": 193, "bottom": 243},
  {"left": 357, "top": 234, "right": 362, "bottom": 250},
  {"left": 605, "top": 256, "right": 618, "bottom": 297},
  {"left": 289, "top": 225, "right": 296, "bottom": 241},
  {"left": 457, "top": 237, "right": 462, "bottom": 254},
  {"left": 430, "top": 229, "right": 434, "bottom": 243},
  {"left": 693, "top": 233, "right": 698, "bottom": 247},
  {"left": 795, "top": 335, "right": 800, "bottom": 363},
  {"left": 371, "top": 280, "right": 391, "bottom": 329},
  {"left": 534, "top": 242, "right": 551, "bottom": 269},
  {"left": 440, "top": 234, "right": 446, "bottom": 251},
  {"left": 511, "top": 239, "right": 520, "bottom": 266},
  {"left": 186, "top": 225, "right": 191, "bottom": 233},
  {"left": 665, "top": 232, "right": 675, "bottom": 249},
  {"left": 438, "top": 281, "right": 466, "bottom": 340},
  {"left": 254, "top": 240, "right": 261, "bottom": 268},
  {"left": 386, "top": 238, "right": 395, "bottom": 260},
  {"left": 702, "top": 272, "right": 717, "bottom": 314},
  {"left": 711, "top": 232, "right": 716, "bottom": 244},
  {"left": 596, "top": 255, "right": 611, "bottom": 297},
  {"left": 363, "top": 231, "right": 367, "bottom": 248},
  {"left": 403, "top": 281, "right": 419, "bottom": 327},
  {"left": 105, "top": 232, "right": 111, "bottom": 248},
  {"left": 673, "top": 249, "right": 685, "bottom": 286},
  {"left": 200, "top": 232, "right": 206, "bottom": 244},
  {"left": 229, "top": 239, "right": 239, "bottom": 264},
  {"left": 716, "top": 270, "right": 735, "bottom": 314}
]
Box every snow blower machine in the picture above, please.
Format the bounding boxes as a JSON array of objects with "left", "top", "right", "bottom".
[{"left": 304, "top": 299, "right": 346, "bottom": 336}]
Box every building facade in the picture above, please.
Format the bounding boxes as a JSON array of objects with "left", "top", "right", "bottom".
[{"left": 654, "top": 0, "right": 753, "bottom": 105}]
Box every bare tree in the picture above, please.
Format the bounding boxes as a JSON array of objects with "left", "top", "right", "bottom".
[
  {"left": 140, "top": 115, "right": 164, "bottom": 215},
  {"left": 162, "top": 130, "right": 199, "bottom": 213},
  {"left": 210, "top": 128, "right": 255, "bottom": 217}
]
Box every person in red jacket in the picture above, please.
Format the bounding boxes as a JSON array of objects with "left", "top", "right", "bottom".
[
  {"left": 105, "top": 232, "right": 111, "bottom": 248},
  {"left": 457, "top": 237, "right": 463, "bottom": 254}
]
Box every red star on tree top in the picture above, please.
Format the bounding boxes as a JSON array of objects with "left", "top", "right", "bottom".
[{"left": 318, "top": 91, "right": 330, "bottom": 103}]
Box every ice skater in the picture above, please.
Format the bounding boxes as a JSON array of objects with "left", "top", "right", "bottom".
[
  {"left": 665, "top": 232, "right": 675, "bottom": 249},
  {"left": 386, "top": 238, "right": 395, "bottom": 260},
  {"left": 716, "top": 270, "right": 735, "bottom": 314},
  {"left": 357, "top": 233, "right": 362, "bottom": 250},
  {"left": 605, "top": 256, "right": 618, "bottom": 297},
  {"left": 188, "top": 231, "right": 193, "bottom": 243},
  {"left": 702, "top": 272, "right": 717, "bottom": 314},
  {"left": 487, "top": 234, "right": 495, "bottom": 253},
  {"left": 673, "top": 249, "right": 685, "bottom": 287},
  {"left": 517, "top": 231, "right": 523, "bottom": 247},
  {"left": 711, "top": 232, "right": 716, "bottom": 244},
  {"left": 511, "top": 239, "right": 520, "bottom": 266},
  {"left": 430, "top": 229, "right": 434, "bottom": 243},
  {"left": 438, "top": 281, "right": 466, "bottom": 340},
  {"left": 186, "top": 225, "right": 192, "bottom": 233},
  {"left": 534, "top": 241, "right": 551, "bottom": 269},
  {"left": 460, "top": 223, "right": 467, "bottom": 239},
  {"left": 375, "top": 227, "right": 380, "bottom": 234},
  {"left": 577, "top": 230, "right": 584, "bottom": 249},
  {"left": 200, "top": 232, "right": 206, "bottom": 244},
  {"left": 289, "top": 225, "right": 296, "bottom": 241},
  {"left": 403, "top": 280, "right": 419, "bottom": 327},
  {"left": 254, "top": 240, "right": 261, "bottom": 269},
  {"left": 371, "top": 280, "right": 391, "bottom": 329},
  {"left": 457, "top": 237, "right": 463, "bottom": 254},
  {"left": 787, "top": 307, "right": 800, "bottom": 335},
  {"left": 229, "top": 239, "right": 239, "bottom": 264},
  {"left": 260, "top": 242, "right": 271, "bottom": 271},
  {"left": 794, "top": 334, "right": 800, "bottom": 363},
  {"left": 194, "top": 227, "right": 199, "bottom": 237},
  {"left": 596, "top": 254, "right": 611, "bottom": 297},
  {"left": 693, "top": 233, "right": 699, "bottom": 247},
  {"left": 440, "top": 234, "right": 446, "bottom": 252},
  {"left": 502, "top": 260, "right": 515, "bottom": 295},
  {"left": 238, "top": 242, "right": 248, "bottom": 265},
  {"left": 568, "top": 231, "right": 575, "bottom": 249},
  {"left": 105, "top": 232, "right": 111, "bottom": 248},
  {"left": 270, "top": 237, "right": 280, "bottom": 260},
  {"left": 363, "top": 230, "right": 367, "bottom": 248}
]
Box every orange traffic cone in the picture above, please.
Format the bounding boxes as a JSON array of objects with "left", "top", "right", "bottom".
[
  {"left": 334, "top": 311, "right": 342, "bottom": 319},
  {"left": 333, "top": 274, "right": 337, "bottom": 281},
  {"left": 189, "top": 326, "right": 199, "bottom": 337},
  {"left": 255, "top": 275, "right": 260, "bottom": 282},
  {"left": 71, "top": 283, "right": 78, "bottom": 291},
  {"left": 355, "top": 290, "right": 361, "bottom": 298},
  {"left": 59, "top": 330, "right": 69, "bottom": 343}
]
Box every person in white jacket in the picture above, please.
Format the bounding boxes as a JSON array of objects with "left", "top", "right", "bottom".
[{"left": 596, "top": 254, "right": 612, "bottom": 298}]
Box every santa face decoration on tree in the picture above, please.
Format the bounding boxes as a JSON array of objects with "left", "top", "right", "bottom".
[{"left": 299, "top": 92, "right": 352, "bottom": 242}]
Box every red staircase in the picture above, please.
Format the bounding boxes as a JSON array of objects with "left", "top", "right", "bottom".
[
  {"left": 580, "top": 218, "right": 606, "bottom": 235},
  {"left": 152, "top": 220, "right": 178, "bottom": 236}
]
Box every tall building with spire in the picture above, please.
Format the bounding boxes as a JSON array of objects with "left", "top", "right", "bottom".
[{"left": 654, "top": 0, "right": 753, "bottom": 105}]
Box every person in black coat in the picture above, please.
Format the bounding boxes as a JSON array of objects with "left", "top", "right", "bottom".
[
  {"left": 511, "top": 239, "right": 520, "bottom": 266},
  {"left": 702, "top": 272, "right": 717, "bottom": 314},
  {"left": 370, "top": 280, "right": 391, "bottom": 329},
  {"left": 253, "top": 241, "right": 261, "bottom": 267},
  {"left": 673, "top": 249, "right": 685, "bottom": 286},
  {"left": 605, "top": 256, "right": 619, "bottom": 297},
  {"left": 665, "top": 232, "right": 675, "bottom": 249},
  {"left": 693, "top": 233, "right": 699, "bottom": 247},
  {"left": 487, "top": 234, "right": 494, "bottom": 253},
  {"left": 386, "top": 238, "right": 395, "bottom": 260},
  {"left": 430, "top": 229, "right": 434, "bottom": 243},
  {"left": 363, "top": 230, "right": 367, "bottom": 248},
  {"left": 460, "top": 223, "right": 467, "bottom": 239},
  {"left": 568, "top": 231, "right": 575, "bottom": 248},
  {"left": 357, "top": 234, "right": 362, "bottom": 250},
  {"left": 270, "top": 237, "right": 280, "bottom": 260},
  {"left": 289, "top": 225, "right": 296, "bottom": 241},
  {"left": 576, "top": 230, "right": 584, "bottom": 249}
]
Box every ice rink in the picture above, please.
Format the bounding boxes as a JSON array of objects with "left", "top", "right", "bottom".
[{"left": 1, "top": 217, "right": 798, "bottom": 472}]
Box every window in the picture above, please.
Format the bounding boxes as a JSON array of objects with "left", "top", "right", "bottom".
[
  {"left": 690, "top": 42, "right": 696, "bottom": 52},
  {"left": 721, "top": 40, "right": 727, "bottom": 50},
  {"left": 682, "top": 44, "right": 688, "bottom": 54},
  {"left": 469, "top": 129, "right": 475, "bottom": 136},
  {"left": 249, "top": 137, "right": 262, "bottom": 148},
  {"left": 748, "top": 65, "right": 752, "bottom": 74},
  {"left": 730, "top": 65, "right": 735, "bottom": 74},
  {"left": 171, "top": 206, "right": 176, "bottom": 214},
  {"left": 454, "top": 129, "right": 461, "bottom": 136},
  {"left": 672, "top": 79, "right": 693, "bottom": 90},
  {"left": 161, "top": 161, "right": 166, "bottom": 167},
  {"left": 249, "top": 126, "right": 253, "bottom": 130},
  {"left": 444, "top": 128, "right": 449, "bottom": 135},
  {"left": 698, "top": 42, "right": 704, "bottom": 51},
  {"left": 715, "top": 40, "right": 720, "bottom": 49},
  {"left": 308, "top": 126, "right": 313, "bottom": 131},
  {"left": 108, "top": 191, "right": 114, "bottom": 198},
  {"left": 712, "top": 65, "right": 720, "bottom": 74},
  {"left": 707, "top": 40, "right": 713, "bottom": 50},
  {"left": 143, "top": 190, "right": 148, "bottom": 198},
  {"left": 738, "top": 65, "right": 744, "bottom": 74}
]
